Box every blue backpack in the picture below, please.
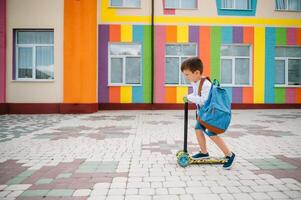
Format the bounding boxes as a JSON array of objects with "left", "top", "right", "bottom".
[{"left": 197, "top": 78, "right": 231, "bottom": 134}]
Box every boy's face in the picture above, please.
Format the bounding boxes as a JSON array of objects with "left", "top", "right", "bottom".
[{"left": 182, "top": 69, "right": 202, "bottom": 83}]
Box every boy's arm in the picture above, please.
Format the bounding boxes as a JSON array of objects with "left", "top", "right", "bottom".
[{"left": 186, "top": 80, "right": 211, "bottom": 106}]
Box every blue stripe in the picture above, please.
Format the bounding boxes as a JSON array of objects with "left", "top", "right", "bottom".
[
  {"left": 265, "top": 27, "right": 275, "bottom": 103},
  {"left": 221, "top": 26, "right": 233, "bottom": 44},
  {"left": 225, "top": 88, "right": 233, "bottom": 103},
  {"left": 132, "top": 86, "right": 144, "bottom": 103},
  {"left": 133, "top": 25, "right": 144, "bottom": 103}
]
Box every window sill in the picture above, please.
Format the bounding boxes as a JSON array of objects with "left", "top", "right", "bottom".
[
  {"left": 108, "top": 6, "right": 141, "bottom": 9},
  {"left": 164, "top": 7, "right": 198, "bottom": 10},
  {"left": 220, "top": 8, "right": 253, "bottom": 11},
  {"left": 108, "top": 84, "right": 142, "bottom": 87},
  {"left": 165, "top": 84, "right": 191, "bottom": 87},
  {"left": 274, "top": 9, "right": 301, "bottom": 12},
  {"left": 274, "top": 85, "right": 301, "bottom": 88},
  {"left": 221, "top": 84, "right": 252, "bottom": 87},
  {"left": 12, "top": 79, "right": 55, "bottom": 83}
]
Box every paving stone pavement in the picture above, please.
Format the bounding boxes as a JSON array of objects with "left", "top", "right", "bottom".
[{"left": 0, "top": 109, "right": 301, "bottom": 200}]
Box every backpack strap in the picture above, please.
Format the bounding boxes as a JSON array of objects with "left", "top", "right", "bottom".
[{"left": 197, "top": 77, "right": 211, "bottom": 96}]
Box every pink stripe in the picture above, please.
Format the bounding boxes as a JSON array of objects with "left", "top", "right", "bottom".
[
  {"left": 287, "top": 28, "right": 296, "bottom": 45},
  {"left": 0, "top": 0, "right": 6, "bottom": 103},
  {"left": 162, "top": 0, "right": 175, "bottom": 15},
  {"left": 154, "top": 26, "right": 166, "bottom": 103},
  {"left": 286, "top": 88, "right": 296, "bottom": 103}
]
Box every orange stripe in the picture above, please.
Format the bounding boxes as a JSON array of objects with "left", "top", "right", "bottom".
[
  {"left": 166, "top": 26, "right": 177, "bottom": 42},
  {"left": 296, "top": 88, "right": 301, "bottom": 103},
  {"left": 109, "top": 25, "right": 120, "bottom": 42},
  {"left": 64, "top": 0, "right": 97, "bottom": 103},
  {"left": 165, "top": 87, "right": 177, "bottom": 103},
  {"left": 243, "top": 27, "right": 254, "bottom": 104},
  {"left": 242, "top": 87, "right": 253, "bottom": 104},
  {"left": 199, "top": 27, "right": 210, "bottom": 77},
  {"left": 243, "top": 27, "right": 254, "bottom": 44},
  {"left": 109, "top": 87, "right": 120, "bottom": 103},
  {"left": 297, "top": 28, "right": 301, "bottom": 45}
]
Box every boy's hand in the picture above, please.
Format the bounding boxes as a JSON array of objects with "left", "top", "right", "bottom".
[{"left": 183, "top": 96, "right": 188, "bottom": 103}]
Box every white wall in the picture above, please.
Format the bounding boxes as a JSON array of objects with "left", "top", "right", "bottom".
[{"left": 6, "top": 0, "right": 64, "bottom": 103}]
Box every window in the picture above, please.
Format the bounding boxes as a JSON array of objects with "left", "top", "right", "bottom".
[
  {"left": 220, "top": 45, "right": 252, "bottom": 86},
  {"left": 165, "top": 0, "right": 197, "bottom": 9},
  {"left": 165, "top": 44, "right": 197, "bottom": 85},
  {"left": 275, "top": 47, "right": 301, "bottom": 86},
  {"left": 110, "top": 0, "right": 140, "bottom": 8},
  {"left": 109, "top": 43, "right": 141, "bottom": 85},
  {"left": 222, "top": 0, "right": 251, "bottom": 9},
  {"left": 276, "top": 0, "right": 301, "bottom": 11},
  {"left": 15, "top": 30, "right": 54, "bottom": 80}
]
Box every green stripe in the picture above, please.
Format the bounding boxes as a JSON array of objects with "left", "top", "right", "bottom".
[
  {"left": 210, "top": 27, "right": 221, "bottom": 81},
  {"left": 143, "top": 25, "right": 152, "bottom": 103},
  {"left": 274, "top": 88, "right": 285, "bottom": 103},
  {"left": 275, "top": 28, "right": 286, "bottom": 45}
]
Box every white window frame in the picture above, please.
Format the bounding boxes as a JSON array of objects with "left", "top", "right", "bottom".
[
  {"left": 220, "top": 44, "right": 252, "bottom": 87},
  {"left": 108, "top": 42, "right": 142, "bottom": 86},
  {"left": 221, "top": 0, "right": 252, "bottom": 10},
  {"left": 165, "top": 43, "right": 197, "bottom": 86},
  {"left": 275, "top": 46, "right": 301, "bottom": 87},
  {"left": 275, "top": 0, "right": 301, "bottom": 11},
  {"left": 109, "top": 0, "right": 141, "bottom": 8},
  {"left": 15, "top": 30, "right": 54, "bottom": 81},
  {"left": 164, "top": 0, "right": 197, "bottom": 9}
]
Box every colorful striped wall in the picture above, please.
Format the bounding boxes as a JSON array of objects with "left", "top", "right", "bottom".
[
  {"left": 98, "top": 25, "right": 152, "bottom": 103},
  {"left": 64, "top": 0, "right": 97, "bottom": 103},
  {"left": 265, "top": 27, "right": 301, "bottom": 104},
  {"left": 0, "top": 0, "right": 5, "bottom": 103},
  {"left": 155, "top": 26, "right": 301, "bottom": 104},
  {"left": 154, "top": 25, "right": 256, "bottom": 104},
  {"left": 100, "top": 25, "right": 301, "bottom": 104}
]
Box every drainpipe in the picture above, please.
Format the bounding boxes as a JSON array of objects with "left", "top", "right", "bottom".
[{"left": 151, "top": 0, "right": 154, "bottom": 105}]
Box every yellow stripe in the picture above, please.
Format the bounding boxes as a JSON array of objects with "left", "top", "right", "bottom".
[
  {"left": 254, "top": 27, "right": 265, "bottom": 103},
  {"left": 120, "top": 86, "right": 132, "bottom": 103},
  {"left": 99, "top": 7, "right": 301, "bottom": 27},
  {"left": 176, "top": 87, "right": 188, "bottom": 103},
  {"left": 120, "top": 25, "right": 132, "bottom": 42},
  {"left": 177, "top": 25, "right": 188, "bottom": 43}
]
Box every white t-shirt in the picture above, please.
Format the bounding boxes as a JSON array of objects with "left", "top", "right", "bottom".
[{"left": 187, "top": 78, "right": 211, "bottom": 108}]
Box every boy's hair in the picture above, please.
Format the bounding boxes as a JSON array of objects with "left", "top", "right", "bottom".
[{"left": 181, "top": 57, "right": 203, "bottom": 74}]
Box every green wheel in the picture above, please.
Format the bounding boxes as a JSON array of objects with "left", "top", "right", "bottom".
[{"left": 177, "top": 153, "right": 189, "bottom": 168}]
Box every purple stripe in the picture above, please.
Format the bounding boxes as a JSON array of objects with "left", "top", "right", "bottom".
[
  {"left": 0, "top": 0, "right": 5, "bottom": 102},
  {"left": 232, "top": 87, "right": 242, "bottom": 103},
  {"left": 189, "top": 26, "right": 199, "bottom": 55},
  {"left": 188, "top": 87, "right": 193, "bottom": 94},
  {"left": 287, "top": 28, "right": 296, "bottom": 45},
  {"left": 233, "top": 27, "right": 243, "bottom": 43},
  {"left": 98, "top": 25, "right": 109, "bottom": 103}
]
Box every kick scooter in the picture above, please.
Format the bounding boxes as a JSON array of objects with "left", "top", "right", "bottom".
[{"left": 176, "top": 97, "right": 226, "bottom": 168}]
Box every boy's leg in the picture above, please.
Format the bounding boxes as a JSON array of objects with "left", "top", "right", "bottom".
[
  {"left": 209, "top": 135, "right": 231, "bottom": 156},
  {"left": 195, "top": 129, "right": 208, "bottom": 154}
]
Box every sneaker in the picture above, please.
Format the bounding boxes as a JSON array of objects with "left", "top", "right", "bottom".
[
  {"left": 191, "top": 152, "right": 210, "bottom": 160},
  {"left": 223, "top": 152, "right": 236, "bottom": 170}
]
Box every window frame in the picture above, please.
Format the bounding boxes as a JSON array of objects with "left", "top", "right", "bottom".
[
  {"left": 165, "top": 43, "right": 198, "bottom": 86},
  {"left": 109, "top": 0, "right": 141, "bottom": 8},
  {"left": 275, "top": 0, "right": 301, "bottom": 12},
  {"left": 221, "top": 0, "right": 252, "bottom": 10},
  {"left": 108, "top": 42, "right": 142, "bottom": 86},
  {"left": 275, "top": 46, "right": 301, "bottom": 87},
  {"left": 220, "top": 44, "right": 252, "bottom": 87},
  {"left": 164, "top": 0, "right": 197, "bottom": 10},
  {"left": 14, "top": 29, "right": 54, "bottom": 81}
]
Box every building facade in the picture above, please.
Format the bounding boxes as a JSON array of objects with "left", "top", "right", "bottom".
[{"left": 0, "top": 0, "right": 301, "bottom": 114}]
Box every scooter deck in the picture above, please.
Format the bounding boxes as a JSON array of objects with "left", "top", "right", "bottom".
[{"left": 189, "top": 156, "right": 226, "bottom": 164}]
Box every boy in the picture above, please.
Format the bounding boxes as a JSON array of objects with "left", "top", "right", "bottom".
[{"left": 181, "top": 57, "right": 235, "bottom": 170}]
